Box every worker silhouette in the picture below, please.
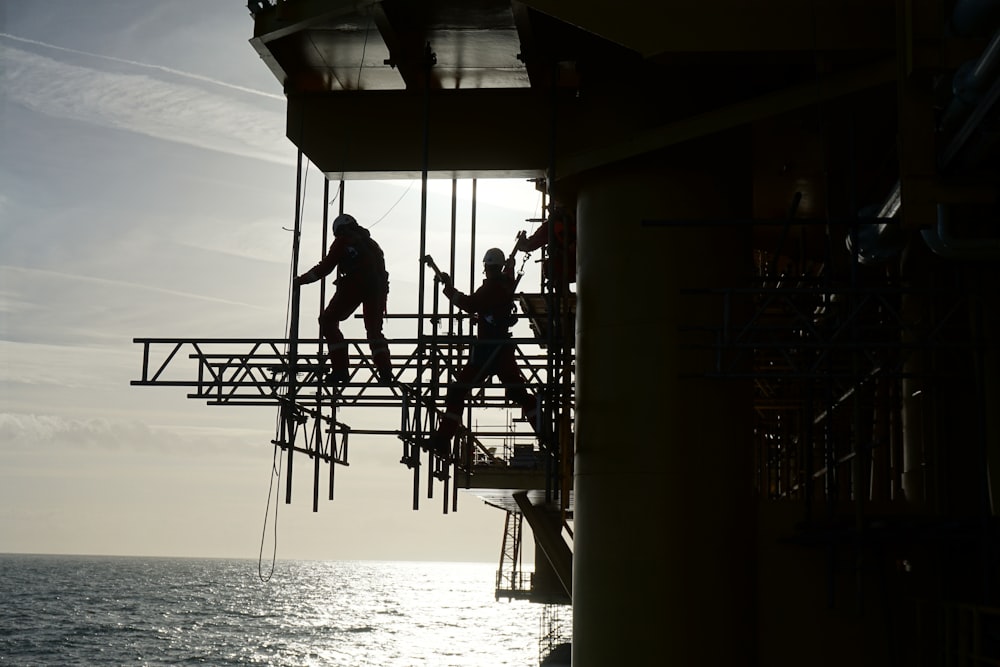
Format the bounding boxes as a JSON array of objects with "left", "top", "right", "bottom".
[
  {"left": 515, "top": 198, "right": 576, "bottom": 289},
  {"left": 294, "top": 213, "right": 392, "bottom": 386},
  {"left": 423, "top": 248, "right": 538, "bottom": 459}
]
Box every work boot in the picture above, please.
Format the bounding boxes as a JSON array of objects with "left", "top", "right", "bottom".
[
  {"left": 420, "top": 434, "right": 451, "bottom": 460},
  {"left": 375, "top": 365, "right": 394, "bottom": 386},
  {"left": 324, "top": 368, "right": 349, "bottom": 386}
]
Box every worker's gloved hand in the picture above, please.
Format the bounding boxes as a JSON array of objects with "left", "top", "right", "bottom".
[
  {"left": 439, "top": 272, "right": 456, "bottom": 297},
  {"left": 295, "top": 270, "right": 318, "bottom": 287},
  {"left": 514, "top": 230, "right": 527, "bottom": 251}
]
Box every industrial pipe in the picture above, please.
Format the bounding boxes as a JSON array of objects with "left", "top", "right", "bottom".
[
  {"left": 948, "top": 0, "right": 1000, "bottom": 37},
  {"left": 920, "top": 204, "right": 1000, "bottom": 261}
]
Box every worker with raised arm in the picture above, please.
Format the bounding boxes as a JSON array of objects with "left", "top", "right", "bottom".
[
  {"left": 515, "top": 197, "right": 577, "bottom": 289},
  {"left": 423, "top": 248, "right": 538, "bottom": 459},
  {"left": 294, "top": 213, "right": 392, "bottom": 386}
]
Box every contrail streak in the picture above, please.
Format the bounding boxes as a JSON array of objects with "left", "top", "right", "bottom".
[
  {"left": 1, "top": 265, "right": 273, "bottom": 311},
  {"left": 0, "top": 32, "right": 285, "bottom": 101}
]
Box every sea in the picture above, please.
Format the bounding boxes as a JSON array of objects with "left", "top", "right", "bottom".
[{"left": 0, "top": 554, "right": 557, "bottom": 666}]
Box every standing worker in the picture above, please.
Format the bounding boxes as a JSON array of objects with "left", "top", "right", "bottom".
[
  {"left": 294, "top": 213, "right": 392, "bottom": 386},
  {"left": 424, "top": 248, "right": 538, "bottom": 459},
  {"left": 515, "top": 197, "right": 576, "bottom": 289}
]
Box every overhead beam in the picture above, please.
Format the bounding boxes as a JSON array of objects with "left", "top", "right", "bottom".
[
  {"left": 287, "top": 88, "right": 558, "bottom": 178},
  {"left": 511, "top": 0, "right": 546, "bottom": 88},
  {"left": 557, "top": 59, "right": 897, "bottom": 179},
  {"left": 286, "top": 58, "right": 897, "bottom": 180},
  {"left": 250, "top": 0, "right": 379, "bottom": 91},
  {"left": 371, "top": 1, "right": 430, "bottom": 89},
  {"left": 520, "top": 0, "right": 896, "bottom": 57},
  {"left": 251, "top": 0, "right": 376, "bottom": 43}
]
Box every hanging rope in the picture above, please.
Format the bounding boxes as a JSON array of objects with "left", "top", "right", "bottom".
[{"left": 257, "top": 439, "right": 283, "bottom": 582}]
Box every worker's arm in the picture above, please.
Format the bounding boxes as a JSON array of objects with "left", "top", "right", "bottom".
[
  {"left": 295, "top": 238, "right": 345, "bottom": 285},
  {"left": 462, "top": 282, "right": 514, "bottom": 315},
  {"left": 515, "top": 223, "right": 547, "bottom": 253},
  {"left": 439, "top": 273, "right": 467, "bottom": 308}
]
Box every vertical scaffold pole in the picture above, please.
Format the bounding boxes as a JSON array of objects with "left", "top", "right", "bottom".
[
  {"left": 328, "top": 180, "right": 343, "bottom": 501},
  {"left": 455, "top": 180, "right": 479, "bottom": 512},
  {"left": 464, "top": 180, "right": 477, "bottom": 472},
  {"left": 412, "top": 43, "right": 436, "bottom": 510},
  {"left": 285, "top": 147, "right": 305, "bottom": 505},
  {"left": 312, "top": 177, "right": 330, "bottom": 513},
  {"left": 469, "top": 180, "right": 477, "bottom": 298},
  {"left": 427, "top": 269, "right": 441, "bottom": 502},
  {"left": 545, "top": 64, "right": 561, "bottom": 506},
  {"left": 449, "top": 178, "right": 459, "bottom": 308},
  {"left": 544, "top": 187, "right": 557, "bottom": 506},
  {"left": 446, "top": 178, "right": 459, "bottom": 513}
]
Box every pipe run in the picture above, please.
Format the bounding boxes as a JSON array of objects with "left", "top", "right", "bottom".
[
  {"left": 921, "top": 204, "right": 1000, "bottom": 261},
  {"left": 844, "top": 184, "right": 905, "bottom": 265},
  {"left": 948, "top": 0, "right": 1000, "bottom": 38},
  {"left": 940, "top": 30, "right": 1000, "bottom": 139}
]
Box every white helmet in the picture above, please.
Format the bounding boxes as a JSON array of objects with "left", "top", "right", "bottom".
[
  {"left": 332, "top": 213, "right": 357, "bottom": 234},
  {"left": 483, "top": 248, "right": 506, "bottom": 266}
]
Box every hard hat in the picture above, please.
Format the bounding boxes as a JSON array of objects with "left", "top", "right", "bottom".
[
  {"left": 483, "top": 248, "right": 506, "bottom": 266},
  {"left": 332, "top": 213, "right": 357, "bottom": 234}
]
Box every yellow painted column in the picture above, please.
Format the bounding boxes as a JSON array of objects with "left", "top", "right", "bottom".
[{"left": 573, "top": 152, "right": 755, "bottom": 665}]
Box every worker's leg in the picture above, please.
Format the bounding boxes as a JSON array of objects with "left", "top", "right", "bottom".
[
  {"left": 420, "top": 362, "right": 480, "bottom": 458},
  {"left": 436, "top": 362, "right": 482, "bottom": 442},
  {"left": 319, "top": 286, "right": 361, "bottom": 380},
  {"left": 361, "top": 286, "right": 391, "bottom": 382},
  {"left": 495, "top": 345, "right": 538, "bottom": 432}
]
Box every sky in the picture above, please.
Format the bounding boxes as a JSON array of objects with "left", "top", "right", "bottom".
[{"left": 0, "top": 1, "right": 546, "bottom": 562}]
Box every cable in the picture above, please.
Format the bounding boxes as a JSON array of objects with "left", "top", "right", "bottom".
[
  {"left": 257, "top": 443, "right": 282, "bottom": 582},
  {"left": 368, "top": 179, "right": 416, "bottom": 229},
  {"left": 356, "top": 7, "right": 372, "bottom": 90},
  {"left": 261, "top": 146, "right": 313, "bottom": 581}
]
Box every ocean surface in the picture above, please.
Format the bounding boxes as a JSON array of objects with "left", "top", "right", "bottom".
[{"left": 0, "top": 554, "right": 556, "bottom": 666}]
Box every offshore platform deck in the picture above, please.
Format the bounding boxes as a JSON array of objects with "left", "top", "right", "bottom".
[{"left": 135, "top": 0, "right": 1000, "bottom": 664}]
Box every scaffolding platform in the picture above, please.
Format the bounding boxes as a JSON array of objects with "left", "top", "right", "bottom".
[{"left": 517, "top": 292, "right": 576, "bottom": 348}]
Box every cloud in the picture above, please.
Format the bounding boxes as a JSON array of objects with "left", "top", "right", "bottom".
[
  {"left": 0, "top": 411, "right": 264, "bottom": 454},
  {"left": 0, "top": 338, "right": 135, "bottom": 394},
  {"left": 0, "top": 32, "right": 284, "bottom": 101},
  {"left": 0, "top": 412, "right": 151, "bottom": 448},
  {"left": 170, "top": 214, "right": 297, "bottom": 265},
  {"left": 0, "top": 264, "right": 282, "bottom": 352},
  {"left": 2, "top": 264, "right": 273, "bottom": 312},
  {"left": 0, "top": 39, "right": 291, "bottom": 165}
]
